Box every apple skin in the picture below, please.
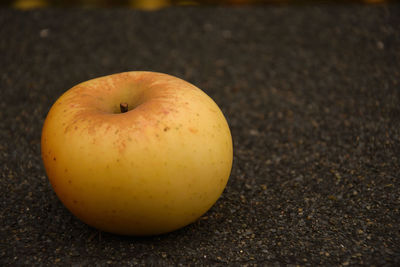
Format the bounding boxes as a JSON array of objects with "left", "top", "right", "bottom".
[{"left": 41, "top": 71, "right": 233, "bottom": 236}]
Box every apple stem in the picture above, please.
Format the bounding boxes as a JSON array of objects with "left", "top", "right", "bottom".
[{"left": 120, "top": 103, "right": 128, "bottom": 113}]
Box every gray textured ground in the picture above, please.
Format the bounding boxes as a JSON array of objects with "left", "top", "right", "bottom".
[{"left": 1, "top": 5, "right": 399, "bottom": 266}]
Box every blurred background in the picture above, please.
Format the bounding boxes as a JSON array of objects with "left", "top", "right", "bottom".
[{"left": 5, "top": 0, "right": 393, "bottom": 10}]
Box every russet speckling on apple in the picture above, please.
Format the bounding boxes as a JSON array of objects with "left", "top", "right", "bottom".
[{"left": 41, "top": 71, "right": 233, "bottom": 235}]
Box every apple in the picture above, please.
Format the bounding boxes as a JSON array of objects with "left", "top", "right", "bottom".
[{"left": 41, "top": 71, "right": 233, "bottom": 236}]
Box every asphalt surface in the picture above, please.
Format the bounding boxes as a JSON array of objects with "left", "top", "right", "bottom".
[{"left": 1, "top": 4, "right": 400, "bottom": 266}]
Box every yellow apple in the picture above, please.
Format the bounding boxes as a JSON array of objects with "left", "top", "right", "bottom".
[{"left": 41, "top": 71, "right": 233, "bottom": 236}]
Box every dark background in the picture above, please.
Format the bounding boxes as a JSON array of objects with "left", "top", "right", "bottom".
[
  {"left": 3, "top": 0, "right": 396, "bottom": 10},
  {"left": 1, "top": 4, "right": 400, "bottom": 266}
]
